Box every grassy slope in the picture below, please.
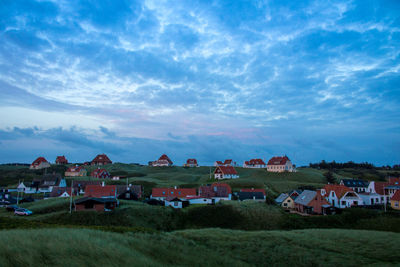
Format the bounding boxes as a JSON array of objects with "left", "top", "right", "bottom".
[{"left": 0, "top": 228, "right": 399, "bottom": 266}]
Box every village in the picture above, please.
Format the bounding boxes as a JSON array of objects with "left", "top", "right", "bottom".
[{"left": 1, "top": 153, "right": 399, "bottom": 216}]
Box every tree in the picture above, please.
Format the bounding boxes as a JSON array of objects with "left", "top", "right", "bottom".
[{"left": 324, "top": 170, "right": 335, "bottom": 184}]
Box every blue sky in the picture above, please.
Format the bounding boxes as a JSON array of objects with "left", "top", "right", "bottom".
[{"left": 0, "top": 0, "right": 399, "bottom": 166}]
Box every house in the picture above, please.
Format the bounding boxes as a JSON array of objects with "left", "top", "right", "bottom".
[
  {"left": 266, "top": 156, "right": 295, "bottom": 172},
  {"left": 75, "top": 197, "right": 118, "bottom": 212},
  {"left": 340, "top": 179, "right": 369, "bottom": 193},
  {"left": 390, "top": 190, "right": 400, "bottom": 210},
  {"left": 294, "top": 190, "right": 331, "bottom": 215},
  {"left": 17, "top": 182, "right": 28, "bottom": 192},
  {"left": 184, "top": 158, "right": 198, "bottom": 167},
  {"left": 50, "top": 187, "right": 72, "bottom": 198},
  {"left": 24, "top": 174, "right": 67, "bottom": 194},
  {"left": 198, "top": 183, "right": 232, "bottom": 203},
  {"left": 65, "top": 165, "right": 87, "bottom": 177},
  {"left": 116, "top": 184, "right": 143, "bottom": 200},
  {"left": 214, "top": 159, "right": 235, "bottom": 166},
  {"left": 321, "top": 184, "right": 364, "bottom": 208},
  {"left": 72, "top": 180, "right": 102, "bottom": 195},
  {"left": 151, "top": 187, "right": 196, "bottom": 201},
  {"left": 243, "top": 159, "right": 266, "bottom": 168},
  {"left": 165, "top": 197, "right": 189, "bottom": 209},
  {"left": 84, "top": 184, "right": 117, "bottom": 198},
  {"left": 359, "top": 192, "right": 386, "bottom": 206},
  {"left": 150, "top": 154, "right": 173, "bottom": 166},
  {"left": 30, "top": 157, "right": 51, "bottom": 170},
  {"left": 55, "top": 156, "right": 68, "bottom": 165},
  {"left": 238, "top": 188, "right": 266, "bottom": 201},
  {"left": 91, "top": 168, "right": 110, "bottom": 179},
  {"left": 91, "top": 154, "right": 112, "bottom": 166},
  {"left": 214, "top": 166, "right": 239, "bottom": 179},
  {"left": 385, "top": 177, "right": 400, "bottom": 198}
]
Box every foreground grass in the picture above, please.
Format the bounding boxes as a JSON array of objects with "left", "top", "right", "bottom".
[{"left": 0, "top": 228, "right": 399, "bottom": 266}]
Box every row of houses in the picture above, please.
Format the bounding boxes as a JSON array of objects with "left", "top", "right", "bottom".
[
  {"left": 276, "top": 177, "right": 400, "bottom": 214},
  {"left": 30, "top": 154, "right": 296, "bottom": 173}
]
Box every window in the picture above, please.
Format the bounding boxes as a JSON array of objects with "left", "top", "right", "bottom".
[
  {"left": 283, "top": 203, "right": 287, "bottom": 206},
  {"left": 287, "top": 200, "right": 291, "bottom": 202},
  {"left": 162, "top": 192, "right": 165, "bottom": 195},
  {"left": 395, "top": 202, "right": 399, "bottom": 207},
  {"left": 174, "top": 202, "right": 178, "bottom": 206},
  {"left": 341, "top": 201, "right": 346, "bottom": 205}
]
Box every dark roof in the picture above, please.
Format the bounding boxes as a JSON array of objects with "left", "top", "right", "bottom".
[
  {"left": 237, "top": 192, "right": 265, "bottom": 201},
  {"left": 341, "top": 179, "right": 369, "bottom": 188},
  {"left": 294, "top": 190, "right": 317, "bottom": 206},
  {"left": 75, "top": 197, "right": 117, "bottom": 204},
  {"left": 275, "top": 193, "right": 289, "bottom": 204}
]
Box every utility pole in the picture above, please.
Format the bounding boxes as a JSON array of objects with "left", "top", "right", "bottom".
[
  {"left": 17, "top": 179, "right": 20, "bottom": 205},
  {"left": 69, "top": 180, "right": 73, "bottom": 214}
]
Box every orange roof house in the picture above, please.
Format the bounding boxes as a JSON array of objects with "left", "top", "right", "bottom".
[
  {"left": 184, "top": 158, "right": 198, "bottom": 167},
  {"left": 151, "top": 154, "right": 173, "bottom": 166},
  {"left": 30, "top": 157, "right": 51, "bottom": 170},
  {"left": 321, "top": 184, "right": 363, "bottom": 208},
  {"left": 91, "top": 154, "right": 112, "bottom": 166}
]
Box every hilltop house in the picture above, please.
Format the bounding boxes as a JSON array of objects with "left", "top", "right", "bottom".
[
  {"left": 390, "top": 190, "right": 400, "bottom": 210},
  {"left": 91, "top": 168, "right": 110, "bottom": 179},
  {"left": 55, "top": 156, "right": 68, "bottom": 165},
  {"left": 150, "top": 154, "right": 173, "bottom": 166},
  {"left": 30, "top": 157, "right": 51, "bottom": 170},
  {"left": 294, "top": 190, "right": 331, "bottom": 215},
  {"left": 340, "top": 179, "right": 369, "bottom": 193},
  {"left": 243, "top": 159, "right": 266, "bottom": 168},
  {"left": 75, "top": 184, "right": 118, "bottom": 211},
  {"left": 214, "top": 159, "right": 235, "bottom": 166},
  {"left": 65, "top": 165, "right": 87, "bottom": 177},
  {"left": 91, "top": 154, "right": 112, "bottom": 166},
  {"left": 214, "top": 166, "right": 239, "bottom": 179},
  {"left": 184, "top": 158, "right": 198, "bottom": 167},
  {"left": 321, "top": 184, "right": 364, "bottom": 208},
  {"left": 267, "top": 156, "right": 295, "bottom": 172}
]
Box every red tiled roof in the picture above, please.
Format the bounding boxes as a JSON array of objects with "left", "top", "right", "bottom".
[
  {"left": 374, "top": 182, "right": 389, "bottom": 195},
  {"left": 151, "top": 188, "right": 196, "bottom": 198},
  {"left": 324, "top": 184, "right": 352, "bottom": 198},
  {"left": 186, "top": 158, "right": 197, "bottom": 164},
  {"left": 267, "top": 156, "right": 290, "bottom": 166},
  {"left": 159, "top": 154, "right": 173, "bottom": 164},
  {"left": 84, "top": 185, "right": 117, "bottom": 198},
  {"left": 246, "top": 159, "right": 266, "bottom": 165},
  {"left": 240, "top": 188, "right": 266, "bottom": 196},
  {"left": 56, "top": 156, "right": 68, "bottom": 164},
  {"left": 91, "top": 154, "right": 112, "bottom": 164},
  {"left": 215, "top": 161, "right": 223, "bottom": 165},
  {"left": 389, "top": 177, "right": 400, "bottom": 185},
  {"left": 31, "top": 157, "right": 48, "bottom": 166},
  {"left": 224, "top": 159, "right": 232, "bottom": 165},
  {"left": 214, "top": 166, "right": 238, "bottom": 175},
  {"left": 391, "top": 190, "right": 400, "bottom": 201}
]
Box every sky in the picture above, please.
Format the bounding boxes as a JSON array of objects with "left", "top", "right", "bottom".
[{"left": 0, "top": 0, "right": 399, "bottom": 166}]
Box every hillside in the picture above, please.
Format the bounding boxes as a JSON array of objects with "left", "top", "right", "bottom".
[{"left": 0, "top": 228, "right": 398, "bottom": 266}]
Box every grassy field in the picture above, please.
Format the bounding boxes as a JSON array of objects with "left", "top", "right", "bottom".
[{"left": 0, "top": 227, "right": 398, "bottom": 266}]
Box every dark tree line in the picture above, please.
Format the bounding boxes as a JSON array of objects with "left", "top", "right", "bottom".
[{"left": 309, "top": 160, "right": 377, "bottom": 169}]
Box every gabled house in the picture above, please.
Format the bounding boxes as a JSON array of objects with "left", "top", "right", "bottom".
[
  {"left": 116, "top": 184, "right": 143, "bottom": 200},
  {"left": 72, "top": 180, "right": 102, "bottom": 195},
  {"left": 184, "top": 158, "right": 198, "bottom": 167},
  {"left": 91, "top": 168, "right": 110, "bottom": 179},
  {"left": 84, "top": 185, "right": 117, "bottom": 198},
  {"left": 340, "top": 179, "right": 369, "bottom": 193},
  {"left": 25, "top": 174, "right": 67, "bottom": 194},
  {"left": 238, "top": 188, "right": 266, "bottom": 201},
  {"left": 55, "top": 156, "right": 68, "bottom": 165},
  {"left": 294, "top": 190, "right": 331, "bottom": 215},
  {"left": 243, "top": 159, "right": 266, "bottom": 168},
  {"left": 214, "top": 159, "right": 235, "bottom": 166},
  {"left": 321, "top": 184, "right": 364, "bottom": 208},
  {"left": 65, "top": 165, "right": 87, "bottom": 177},
  {"left": 50, "top": 187, "right": 72, "bottom": 198},
  {"left": 151, "top": 154, "right": 173, "bottom": 166},
  {"left": 214, "top": 166, "right": 239, "bottom": 179},
  {"left": 30, "top": 157, "right": 51, "bottom": 170},
  {"left": 91, "top": 154, "right": 112, "bottom": 166},
  {"left": 151, "top": 187, "right": 196, "bottom": 201},
  {"left": 198, "top": 183, "right": 232, "bottom": 203},
  {"left": 390, "top": 190, "right": 400, "bottom": 210},
  {"left": 267, "top": 156, "right": 295, "bottom": 172},
  {"left": 385, "top": 177, "right": 400, "bottom": 198}
]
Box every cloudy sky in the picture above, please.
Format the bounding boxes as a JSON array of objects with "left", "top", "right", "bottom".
[{"left": 0, "top": 0, "right": 399, "bottom": 166}]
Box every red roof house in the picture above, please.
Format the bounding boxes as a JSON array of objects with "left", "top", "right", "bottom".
[
  {"left": 151, "top": 187, "right": 196, "bottom": 200},
  {"left": 243, "top": 159, "right": 266, "bottom": 168},
  {"left": 91, "top": 154, "right": 112, "bottom": 166},
  {"left": 91, "top": 168, "right": 110, "bottom": 179},
  {"left": 321, "top": 184, "right": 363, "bottom": 208},
  {"left": 214, "top": 159, "right": 235, "bottom": 166},
  {"left": 55, "top": 156, "right": 68, "bottom": 165},
  {"left": 214, "top": 166, "right": 239, "bottom": 179},
  {"left": 84, "top": 185, "right": 117, "bottom": 198},
  {"left": 390, "top": 190, "right": 400, "bottom": 210},
  {"left": 267, "top": 156, "right": 295, "bottom": 172},
  {"left": 184, "top": 158, "right": 198, "bottom": 167},
  {"left": 30, "top": 157, "right": 51, "bottom": 170},
  {"left": 151, "top": 154, "right": 173, "bottom": 166},
  {"left": 198, "top": 183, "right": 232, "bottom": 201}
]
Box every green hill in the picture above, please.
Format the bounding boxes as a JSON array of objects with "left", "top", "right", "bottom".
[{"left": 0, "top": 228, "right": 398, "bottom": 266}]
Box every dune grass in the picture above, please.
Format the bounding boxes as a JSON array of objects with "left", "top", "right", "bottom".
[{"left": 0, "top": 228, "right": 399, "bottom": 266}]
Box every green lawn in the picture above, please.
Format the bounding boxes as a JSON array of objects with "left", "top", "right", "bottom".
[{"left": 0, "top": 227, "right": 398, "bottom": 266}]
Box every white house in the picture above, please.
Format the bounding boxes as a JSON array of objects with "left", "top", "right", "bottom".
[
  {"left": 321, "top": 184, "right": 364, "bottom": 208},
  {"left": 266, "top": 156, "right": 295, "bottom": 172},
  {"left": 165, "top": 197, "right": 184, "bottom": 209},
  {"left": 243, "top": 159, "right": 266, "bottom": 168},
  {"left": 214, "top": 166, "right": 239, "bottom": 179},
  {"left": 340, "top": 179, "right": 369, "bottom": 193}
]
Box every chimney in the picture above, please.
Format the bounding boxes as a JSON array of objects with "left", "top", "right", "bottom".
[
  {"left": 174, "top": 186, "right": 177, "bottom": 189},
  {"left": 102, "top": 181, "right": 105, "bottom": 187}
]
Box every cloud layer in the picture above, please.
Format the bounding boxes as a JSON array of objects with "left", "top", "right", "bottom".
[{"left": 0, "top": 0, "right": 399, "bottom": 165}]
